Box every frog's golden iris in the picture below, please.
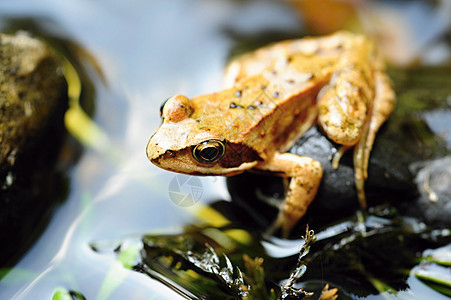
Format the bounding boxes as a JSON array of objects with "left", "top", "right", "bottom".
[{"left": 192, "top": 140, "right": 225, "bottom": 164}]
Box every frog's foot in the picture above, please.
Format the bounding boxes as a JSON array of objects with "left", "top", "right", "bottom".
[
  {"left": 257, "top": 152, "right": 323, "bottom": 237},
  {"left": 266, "top": 209, "right": 295, "bottom": 238},
  {"left": 332, "top": 145, "right": 352, "bottom": 169},
  {"left": 353, "top": 118, "right": 370, "bottom": 209}
]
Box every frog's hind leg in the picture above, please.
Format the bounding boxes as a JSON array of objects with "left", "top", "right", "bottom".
[
  {"left": 317, "top": 72, "right": 370, "bottom": 203},
  {"left": 256, "top": 152, "right": 323, "bottom": 237},
  {"left": 353, "top": 71, "right": 396, "bottom": 207},
  {"left": 353, "top": 119, "right": 371, "bottom": 208}
]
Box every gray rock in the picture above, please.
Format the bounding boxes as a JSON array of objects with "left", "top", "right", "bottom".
[{"left": 406, "top": 156, "right": 451, "bottom": 226}]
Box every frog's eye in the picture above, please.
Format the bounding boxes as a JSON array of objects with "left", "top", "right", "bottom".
[{"left": 192, "top": 140, "right": 225, "bottom": 164}]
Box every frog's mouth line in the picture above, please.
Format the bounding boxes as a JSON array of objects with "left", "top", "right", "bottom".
[
  {"left": 153, "top": 159, "right": 258, "bottom": 176},
  {"left": 159, "top": 161, "right": 259, "bottom": 177},
  {"left": 150, "top": 146, "right": 258, "bottom": 177}
]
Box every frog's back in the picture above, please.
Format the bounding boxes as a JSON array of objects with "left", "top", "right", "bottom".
[
  {"left": 190, "top": 31, "right": 378, "bottom": 157},
  {"left": 224, "top": 31, "right": 374, "bottom": 87},
  {"left": 189, "top": 67, "right": 331, "bottom": 157}
]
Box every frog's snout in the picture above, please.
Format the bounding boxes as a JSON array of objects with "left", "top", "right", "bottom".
[{"left": 146, "top": 133, "right": 163, "bottom": 162}]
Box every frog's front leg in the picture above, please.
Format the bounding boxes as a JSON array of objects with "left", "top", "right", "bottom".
[{"left": 256, "top": 152, "right": 323, "bottom": 237}]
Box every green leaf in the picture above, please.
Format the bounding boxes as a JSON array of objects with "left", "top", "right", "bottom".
[
  {"left": 117, "top": 242, "right": 142, "bottom": 269},
  {"left": 52, "top": 288, "right": 86, "bottom": 300},
  {"left": 415, "top": 263, "right": 451, "bottom": 297},
  {"left": 423, "top": 244, "right": 451, "bottom": 266}
]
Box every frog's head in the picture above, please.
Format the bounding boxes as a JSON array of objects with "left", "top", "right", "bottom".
[{"left": 146, "top": 94, "right": 261, "bottom": 176}]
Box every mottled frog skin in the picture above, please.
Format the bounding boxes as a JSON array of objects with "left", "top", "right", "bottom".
[{"left": 146, "top": 31, "right": 396, "bottom": 236}]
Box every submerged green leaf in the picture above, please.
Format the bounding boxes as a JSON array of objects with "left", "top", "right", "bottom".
[
  {"left": 117, "top": 242, "right": 142, "bottom": 269},
  {"left": 415, "top": 263, "right": 451, "bottom": 297},
  {"left": 52, "top": 288, "right": 86, "bottom": 300},
  {"left": 423, "top": 244, "right": 451, "bottom": 266},
  {"left": 412, "top": 243, "right": 451, "bottom": 297},
  {"left": 52, "top": 289, "right": 72, "bottom": 300}
]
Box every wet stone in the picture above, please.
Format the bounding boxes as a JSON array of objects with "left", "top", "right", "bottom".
[
  {"left": 0, "top": 32, "right": 68, "bottom": 266},
  {"left": 403, "top": 156, "right": 451, "bottom": 226}
]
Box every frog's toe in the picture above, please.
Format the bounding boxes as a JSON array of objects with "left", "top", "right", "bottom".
[
  {"left": 355, "top": 172, "right": 367, "bottom": 209},
  {"left": 332, "top": 145, "right": 352, "bottom": 169},
  {"left": 266, "top": 210, "right": 297, "bottom": 238}
]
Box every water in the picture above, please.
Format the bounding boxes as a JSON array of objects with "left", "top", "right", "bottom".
[{"left": 0, "top": 0, "right": 301, "bottom": 299}]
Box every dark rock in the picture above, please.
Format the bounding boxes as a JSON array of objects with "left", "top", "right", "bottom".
[{"left": 0, "top": 32, "right": 68, "bottom": 267}]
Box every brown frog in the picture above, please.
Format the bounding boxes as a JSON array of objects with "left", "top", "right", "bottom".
[{"left": 146, "top": 31, "right": 396, "bottom": 236}]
